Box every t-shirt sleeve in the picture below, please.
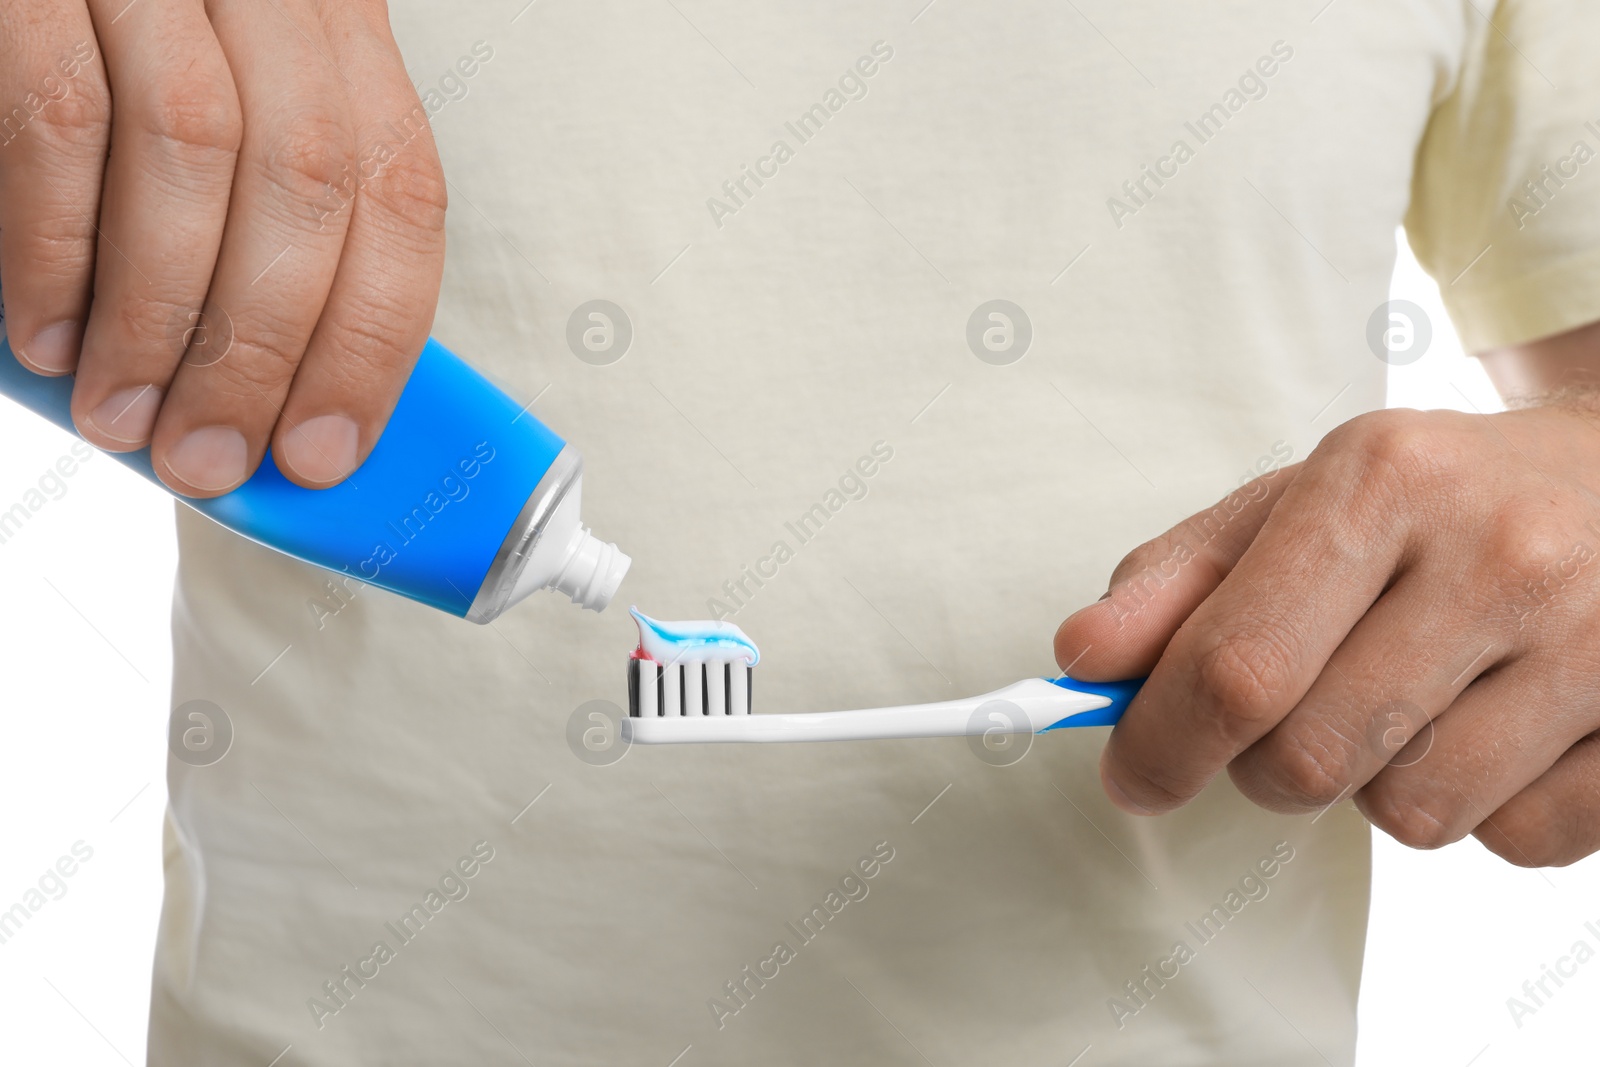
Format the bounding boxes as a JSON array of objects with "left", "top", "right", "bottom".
[{"left": 1404, "top": 0, "right": 1600, "bottom": 352}]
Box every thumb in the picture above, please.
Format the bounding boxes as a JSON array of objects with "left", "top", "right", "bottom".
[{"left": 1053, "top": 463, "right": 1303, "bottom": 681}]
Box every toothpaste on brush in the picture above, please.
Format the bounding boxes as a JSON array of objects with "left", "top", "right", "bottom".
[{"left": 628, "top": 608, "right": 758, "bottom": 716}]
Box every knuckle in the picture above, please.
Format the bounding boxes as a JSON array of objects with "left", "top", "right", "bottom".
[
  {"left": 1114, "top": 760, "right": 1189, "bottom": 812},
  {"left": 15, "top": 218, "right": 96, "bottom": 275},
  {"left": 110, "top": 293, "right": 188, "bottom": 352},
  {"left": 208, "top": 325, "right": 304, "bottom": 393},
  {"left": 1192, "top": 634, "right": 1293, "bottom": 739},
  {"left": 1335, "top": 408, "right": 1450, "bottom": 482},
  {"left": 1479, "top": 826, "right": 1569, "bottom": 869},
  {"left": 257, "top": 108, "right": 356, "bottom": 199},
  {"left": 1362, "top": 788, "right": 1461, "bottom": 850},
  {"left": 28, "top": 77, "right": 112, "bottom": 146},
  {"left": 1258, "top": 729, "right": 1352, "bottom": 808},
  {"left": 1491, "top": 519, "right": 1566, "bottom": 573},
  {"left": 1489, "top": 520, "right": 1579, "bottom": 623},
  {"left": 360, "top": 146, "right": 448, "bottom": 232},
  {"left": 1476, "top": 796, "right": 1577, "bottom": 869},
  {"left": 316, "top": 304, "right": 414, "bottom": 376},
  {"left": 140, "top": 76, "right": 243, "bottom": 156}
]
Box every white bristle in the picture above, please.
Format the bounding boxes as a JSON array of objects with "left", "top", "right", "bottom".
[
  {"left": 663, "top": 663, "right": 682, "bottom": 716},
  {"left": 684, "top": 661, "right": 705, "bottom": 716},
  {"left": 638, "top": 660, "right": 659, "bottom": 717},
  {"left": 729, "top": 663, "right": 749, "bottom": 715},
  {"left": 706, "top": 660, "right": 727, "bottom": 716}
]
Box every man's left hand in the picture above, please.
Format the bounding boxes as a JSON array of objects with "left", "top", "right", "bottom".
[{"left": 1054, "top": 399, "right": 1600, "bottom": 868}]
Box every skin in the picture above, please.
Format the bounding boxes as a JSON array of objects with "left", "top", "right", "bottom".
[
  {"left": 0, "top": 0, "right": 445, "bottom": 496},
  {"left": 1056, "top": 318, "right": 1600, "bottom": 868}
]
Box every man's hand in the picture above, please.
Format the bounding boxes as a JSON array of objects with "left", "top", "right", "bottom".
[
  {"left": 0, "top": 0, "right": 446, "bottom": 496},
  {"left": 1054, "top": 374, "right": 1600, "bottom": 867}
]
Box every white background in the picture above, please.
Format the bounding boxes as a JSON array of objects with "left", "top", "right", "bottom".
[{"left": 0, "top": 233, "right": 1596, "bottom": 1064}]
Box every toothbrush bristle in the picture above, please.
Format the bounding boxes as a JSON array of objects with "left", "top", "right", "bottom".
[{"left": 627, "top": 658, "right": 753, "bottom": 717}]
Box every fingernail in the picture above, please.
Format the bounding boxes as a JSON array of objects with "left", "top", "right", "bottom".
[
  {"left": 18, "top": 321, "right": 82, "bottom": 374},
  {"left": 279, "top": 414, "right": 359, "bottom": 485},
  {"left": 166, "top": 426, "right": 248, "bottom": 493},
  {"left": 87, "top": 385, "right": 163, "bottom": 445},
  {"left": 1103, "top": 774, "right": 1155, "bottom": 816}
]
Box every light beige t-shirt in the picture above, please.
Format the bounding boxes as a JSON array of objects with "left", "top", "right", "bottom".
[{"left": 149, "top": 2, "right": 1600, "bottom": 1064}]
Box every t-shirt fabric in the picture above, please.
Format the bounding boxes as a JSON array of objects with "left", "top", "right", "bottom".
[{"left": 148, "top": 2, "right": 1600, "bottom": 1064}]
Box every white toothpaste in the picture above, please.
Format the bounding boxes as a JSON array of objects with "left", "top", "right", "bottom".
[{"left": 629, "top": 607, "right": 760, "bottom": 666}]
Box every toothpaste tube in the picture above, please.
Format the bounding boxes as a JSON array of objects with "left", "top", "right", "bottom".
[{"left": 0, "top": 315, "right": 629, "bottom": 622}]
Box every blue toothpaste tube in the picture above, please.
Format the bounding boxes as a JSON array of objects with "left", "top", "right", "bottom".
[{"left": 0, "top": 329, "right": 630, "bottom": 622}]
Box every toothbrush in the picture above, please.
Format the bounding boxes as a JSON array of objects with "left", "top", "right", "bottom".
[
  {"left": 622, "top": 608, "right": 1143, "bottom": 745},
  {"left": 623, "top": 674, "right": 1143, "bottom": 744}
]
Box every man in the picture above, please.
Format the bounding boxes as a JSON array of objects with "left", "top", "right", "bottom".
[{"left": 2, "top": 0, "right": 1597, "bottom": 1062}]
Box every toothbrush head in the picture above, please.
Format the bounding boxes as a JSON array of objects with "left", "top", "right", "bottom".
[
  {"left": 629, "top": 655, "right": 753, "bottom": 717},
  {"left": 626, "top": 609, "right": 758, "bottom": 718}
]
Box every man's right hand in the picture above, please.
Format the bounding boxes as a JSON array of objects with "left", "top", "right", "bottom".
[{"left": 0, "top": 0, "right": 447, "bottom": 496}]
